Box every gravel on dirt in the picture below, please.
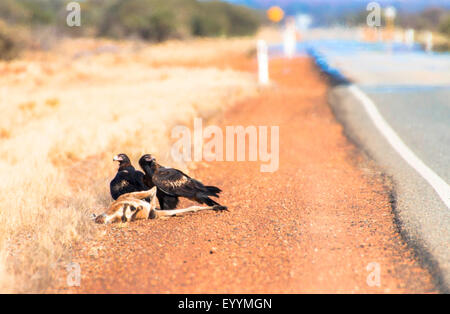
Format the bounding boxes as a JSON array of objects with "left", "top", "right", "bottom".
[{"left": 53, "top": 57, "right": 436, "bottom": 293}]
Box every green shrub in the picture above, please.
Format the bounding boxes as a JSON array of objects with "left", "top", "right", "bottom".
[
  {"left": 0, "top": 19, "right": 30, "bottom": 60},
  {"left": 191, "top": 1, "right": 260, "bottom": 37},
  {"left": 439, "top": 16, "right": 450, "bottom": 37},
  {"left": 98, "top": 0, "right": 261, "bottom": 41},
  {"left": 191, "top": 2, "right": 230, "bottom": 37},
  {"left": 0, "top": 0, "right": 31, "bottom": 24},
  {"left": 98, "top": 0, "right": 179, "bottom": 41},
  {"left": 0, "top": 0, "right": 262, "bottom": 48},
  {"left": 224, "top": 3, "right": 261, "bottom": 36},
  {"left": 19, "top": 0, "right": 64, "bottom": 25}
]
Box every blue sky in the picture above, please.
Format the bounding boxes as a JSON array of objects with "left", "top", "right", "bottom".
[
  {"left": 224, "top": 0, "right": 450, "bottom": 11},
  {"left": 223, "top": 0, "right": 450, "bottom": 25}
]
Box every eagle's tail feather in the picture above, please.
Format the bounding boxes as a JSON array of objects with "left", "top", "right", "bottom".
[
  {"left": 205, "top": 185, "right": 222, "bottom": 197},
  {"left": 197, "top": 195, "right": 221, "bottom": 207}
]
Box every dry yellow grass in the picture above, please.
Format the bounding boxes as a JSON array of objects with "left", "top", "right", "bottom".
[{"left": 0, "top": 37, "right": 259, "bottom": 292}]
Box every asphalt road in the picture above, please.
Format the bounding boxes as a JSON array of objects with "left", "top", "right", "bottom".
[
  {"left": 307, "top": 39, "right": 450, "bottom": 292},
  {"left": 363, "top": 86, "right": 450, "bottom": 183}
]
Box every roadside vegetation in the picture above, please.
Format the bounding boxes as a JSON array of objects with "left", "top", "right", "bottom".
[
  {"left": 0, "top": 36, "right": 259, "bottom": 292},
  {"left": 0, "top": 0, "right": 262, "bottom": 292},
  {"left": 0, "top": 21, "right": 25, "bottom": 60},
  {"left": 0, "top": 0, "right": 262, "bottom": 60}
]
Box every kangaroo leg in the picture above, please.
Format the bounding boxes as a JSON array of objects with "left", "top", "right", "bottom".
[
  {"left": 117, "top": 187, "right": 157, "bottom": 201},
  {"left": 153, "top": 205, "right": 227, "bottom": 218}
]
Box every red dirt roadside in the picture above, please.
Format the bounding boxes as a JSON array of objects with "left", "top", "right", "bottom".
[{"left": 54, "top": 57, "right": 436, "bottom": 293}]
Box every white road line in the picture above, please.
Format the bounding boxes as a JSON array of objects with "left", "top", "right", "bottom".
[{"left": 349, "top": 84, "right": 450, "bottom": 209}]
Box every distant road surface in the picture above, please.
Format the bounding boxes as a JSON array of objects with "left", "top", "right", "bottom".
[{"left": 304, "top": 35, "right": 450, "bottom": 291}]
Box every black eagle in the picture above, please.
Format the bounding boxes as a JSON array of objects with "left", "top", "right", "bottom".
[
  {"left": 138, "top": 154, "right": 225, "bottom": 209},
  {"left": 138, "top": 155, "right": 179, "bottom": 210},
  {"left": 110, "top": 153, "right": 148, "bottom": 200}
]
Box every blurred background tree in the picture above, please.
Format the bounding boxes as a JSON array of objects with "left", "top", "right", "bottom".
[
  {"left": 0, "top": 0, "right": 263, "bottom": 58},
  {"left": 0, "top": 0, "right": 262, "bottom": 40},
  {"left": 439, "top": 16, "right": 450, "bottom": 37},
  {"left": 97, "top": 0, "right": 178, "bottom": 41},
  {"left": 191, "top": 0, "right": 261, "bottom": 37},
  {"left": 0, "top": 19, "right": 29, "bottom": 59}
]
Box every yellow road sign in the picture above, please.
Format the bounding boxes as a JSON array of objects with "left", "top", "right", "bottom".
[{"left": 267, "top": 6, "right": 284, "bottom": 23}]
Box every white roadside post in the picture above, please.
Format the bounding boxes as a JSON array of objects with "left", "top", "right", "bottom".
[
  {"left": 385, "top": 6, "right": 397, "bottom": 27},
  {"left": 425, "top": 31, "right": 433, "bottom": 53},
  {"left": 405, "top": 29, "right": 415, "bottom": 48},
  {"left": 384, "top": 6, "right": 396, "bottom": 52},
  {"left": 283, "top": 20, "right": 296, "bottom": 59},
  {"left": 257, "top": 39, "right": 269, "bottom": 85},
  {"left": 384, "top": 6, "right": 396, "bottom": 44}
]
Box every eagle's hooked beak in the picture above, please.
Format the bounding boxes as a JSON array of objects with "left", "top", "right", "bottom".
[{"left": 113, "top": 155, "right": 123, "bottom": 162}]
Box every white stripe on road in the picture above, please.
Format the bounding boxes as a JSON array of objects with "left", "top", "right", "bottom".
[{"left": 349, "top": 84, "right": 450, "bottom": 209}]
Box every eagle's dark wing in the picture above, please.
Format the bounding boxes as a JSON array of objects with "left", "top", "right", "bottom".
[
  {"left": 156, "top": 189, "right": 179, "bottom": 210},
  {"left": 133, "top": 170, "right": 149, "bottom": 191},
  {"left": 140, "top": 169, "right": 178, "bottom": 209},
  {"left": 110, "top": 171, "right": 135, "bottom": 200},
  {"left": 110, "top": 168, "right": 148, "bottom": 200},
  {"left": 153, "top": 167, "right": 222, "bottom": 206},
  {"left": 152, "top": 168, "right": 196, "bottom": 197}
]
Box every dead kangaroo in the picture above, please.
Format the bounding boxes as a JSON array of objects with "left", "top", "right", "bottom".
[{"left": 93, "top": 186, "right": 227, "bottom": 224}]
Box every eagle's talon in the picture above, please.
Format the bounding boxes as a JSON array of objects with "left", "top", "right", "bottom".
[{"left": 213, "top": 205, "right": 228, "bottom": 211}]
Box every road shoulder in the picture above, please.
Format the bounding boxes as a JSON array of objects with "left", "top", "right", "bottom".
[{"left": 329, "top": 85, "right": 450, "bottom": 293}]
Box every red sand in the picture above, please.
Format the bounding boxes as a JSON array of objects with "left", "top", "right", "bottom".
[{"left": 53, "top": 57, "right": 436, "bottom": 293}]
